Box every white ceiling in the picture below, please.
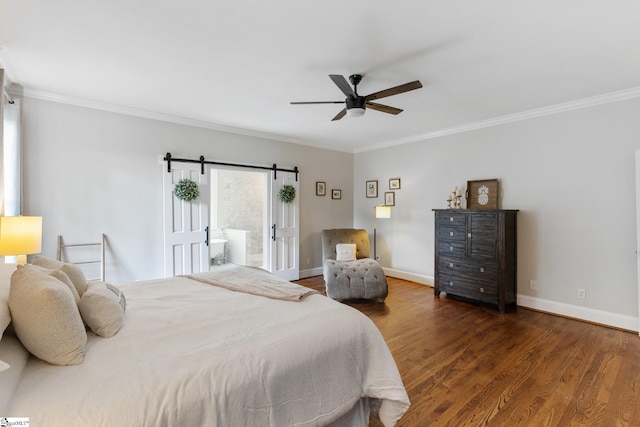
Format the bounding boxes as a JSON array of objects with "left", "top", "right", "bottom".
[{"left": 1, "top": 1, "right": 639, "bottom": 153}]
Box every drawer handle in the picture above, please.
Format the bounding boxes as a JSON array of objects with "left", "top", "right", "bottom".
[
  {"left": 480, "top": 267, "right": 485, "bottom": 273},
  {"left": 479, "top": 287, "right": 484, "bottom": 293}
]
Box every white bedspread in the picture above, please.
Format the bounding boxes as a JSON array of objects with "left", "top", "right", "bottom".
[{"left": 8, "top": 271, "right": 409, "bottom": 426}]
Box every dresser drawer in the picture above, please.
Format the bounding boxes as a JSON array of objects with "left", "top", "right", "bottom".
[
  {"left": 439, "top": 258, "right": 498, "bottom": 280},
  {"left": 438, "top": 241, "right": 465, "bottom": 257},
  {"left": 438, "top": 271, "right": 498, "bottom": 294},
  {"left": 438, "top": 226, "right": 466, "bottom": 242},
  {"left": 466, "top": 261, "right": 499, "bottom": 282},
  {"left": 437, "top": 213, "right": 465, "bottom": 228},
  {"left": 438, "top": 258, "right": 461, "bottom": 272},
  {"left": 438, "top": 273, "right": 498, "bottom": 303}
]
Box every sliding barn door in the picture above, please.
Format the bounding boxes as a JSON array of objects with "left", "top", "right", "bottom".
[
  {"left": 163, "top": 162, "right": 209, "bottom": 277},
  {"left": 270, "top": 172, "right": 299, "bottom": 281}
]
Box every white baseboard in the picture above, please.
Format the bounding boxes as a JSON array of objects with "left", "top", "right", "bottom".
[
  {"left": 299, "top": 267, "right": 323, "bottom": 279},
  {"left": 383, "top": 268, "right": 433, "bottom": 286},
  {"left": 297, "top": 267, "right": 637, "bottom": 332},
  {"left": 518, "top": 294, "right": 639, "bottom": 333}
]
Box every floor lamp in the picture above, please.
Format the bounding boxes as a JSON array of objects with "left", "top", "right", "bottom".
[
  {"left": 373, "top": 205, "right": 391, "bottom": 260},
  {"left": 0, "top": 216, "right": 43, "bottom": 264}
]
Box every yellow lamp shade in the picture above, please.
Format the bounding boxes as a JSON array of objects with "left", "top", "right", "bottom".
[
  {"left": 0, "top": 216, "right": 43, "bottom": 256},
  {"left": 375, "top": 206, "right": 391, "bottom": 219}
]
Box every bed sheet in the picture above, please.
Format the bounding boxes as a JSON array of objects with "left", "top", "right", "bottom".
[{"left": 8, "top": 272, "right": 409, "bottom": 426}]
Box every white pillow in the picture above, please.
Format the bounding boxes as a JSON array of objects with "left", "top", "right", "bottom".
[
  {"left": 79, "top": 281, "right": 126, "bottom": 338},
  {"left": 336, "top": 243, "right": 357, "bottom": 262},
  {"left": 33, "top": 255, "right": 88, "bottom": 296},
  {"left": 8, "top": 264, "right": 86, "bottom": 365}
]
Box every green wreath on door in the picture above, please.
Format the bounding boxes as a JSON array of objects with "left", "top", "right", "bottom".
[
  {"left": 174, "top": 178, "right": 200, "bottom": 202},
  {"left": 279, "top": 185, "right": 296, "bottom": 203}
]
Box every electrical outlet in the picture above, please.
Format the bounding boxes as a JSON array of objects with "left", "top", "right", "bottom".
[
  {"left": 306, "top": 258, "right": 310, "bottom": 266},
  {"left": 529, "top": 280, "right": 538, "bottom": 290},
  {"left": 578, "top": 289, "right": 587, "bottom": 299}
]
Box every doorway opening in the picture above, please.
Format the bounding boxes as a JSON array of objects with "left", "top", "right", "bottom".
[{"left": 209, "top": 168, "right": 269, "bottom": 270}]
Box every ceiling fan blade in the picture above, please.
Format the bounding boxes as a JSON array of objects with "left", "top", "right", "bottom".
[
  {"left": 329, "top": 75, "right": 356, "bottom": 98},
  {"left": 331, "top": 109, "right": 347, "bottom": 121},
  {"left": 290, "top": 101, "right": 343, "bottom": 105},
  {"left": 364, "top": 80, "right": 423, "bottom": 101},
  {"left": 366, "top": 102, "right": 403, "bottom": 115}
]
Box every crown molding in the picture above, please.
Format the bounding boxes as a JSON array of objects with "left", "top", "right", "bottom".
[
  {"left": 355, "top": 86, "right": 640, "bottom": 153},
  {"left": 7, "top": 85, "right": 354, "bottom": 153},
  {"left": 9, "top": 84, "right": 640, "bottom": 155}
]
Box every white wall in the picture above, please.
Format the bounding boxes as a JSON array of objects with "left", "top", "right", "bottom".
[
  {"left": 22, "top": 97, "right": 354, "bottom": 282},
  {"left": 21, "top": 94, "right": 640, "bottom": 329},
  {"left": 355, "top": 97, "right": 640, "bottom": 330}
]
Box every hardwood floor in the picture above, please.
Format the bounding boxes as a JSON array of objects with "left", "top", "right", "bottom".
[{"left": 294, "top": 276, "right": 640, "bottom": 426}]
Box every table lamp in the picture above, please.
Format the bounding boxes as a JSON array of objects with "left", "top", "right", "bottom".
[
  {"left": 0, "top": 216, "right": 43, "bottom": 264},
  {"left": 373, "top": 205, "right": 391, "bottom": 260}
]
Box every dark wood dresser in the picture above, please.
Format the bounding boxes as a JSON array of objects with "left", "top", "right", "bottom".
[{"left": 433, "top": 209, "right": 518, "bottom": 312}]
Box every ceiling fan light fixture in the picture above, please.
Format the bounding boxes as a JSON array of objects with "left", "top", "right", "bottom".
[
  {"left": 346, "top": 107, "right": 365, "bottom": 118},
  {"left": 346, "top": 96, "right": 366, "bottom": 118}
]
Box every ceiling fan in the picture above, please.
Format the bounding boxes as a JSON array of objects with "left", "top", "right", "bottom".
[{"left": 291, "top": 74, "right": 422, "bottom": 121}]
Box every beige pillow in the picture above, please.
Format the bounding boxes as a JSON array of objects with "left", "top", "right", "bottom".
[
  {"left": 33, "top": 255, "right": 88, "bottom": 296},
  {"left": 336, "top": 243, "right": 357, "bottom": 262},
  {"left": 79, "top": 281, "right": 126, "bottom": 338},
  {"left": 31, "top": 265, "right": 80, "bottom": 304},
  {"left": 8, "top": 264, "right": 86, "bottom": 365}
]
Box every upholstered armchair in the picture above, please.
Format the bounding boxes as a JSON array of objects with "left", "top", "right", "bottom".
[{"left": 321, "top": 229, "right": 388, "bottom": 302}]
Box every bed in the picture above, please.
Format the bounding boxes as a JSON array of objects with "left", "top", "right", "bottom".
[{"left": 0, "top": 260, "right": 410, "bottom": 426}]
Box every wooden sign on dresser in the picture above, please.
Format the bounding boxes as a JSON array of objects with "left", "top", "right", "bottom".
[{"left": 433, "top": 209, "right": 518, "bottom": 313}]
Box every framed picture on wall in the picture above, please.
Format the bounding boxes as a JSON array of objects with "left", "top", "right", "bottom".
[
  {"left": 366, "top": 180, "right": 378, "bottom": 198},
  {"left": 389, "top": 178, "right": 401, "bottom": 190},
  {"left": 332, "top": 189, "right": 342, "bottom": 200},
  {"left": 316, "top": 181, "right": 326, "bottom": 196},
  {"left": 384, "top": 191, "right": 395, "bottom": 206}
]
